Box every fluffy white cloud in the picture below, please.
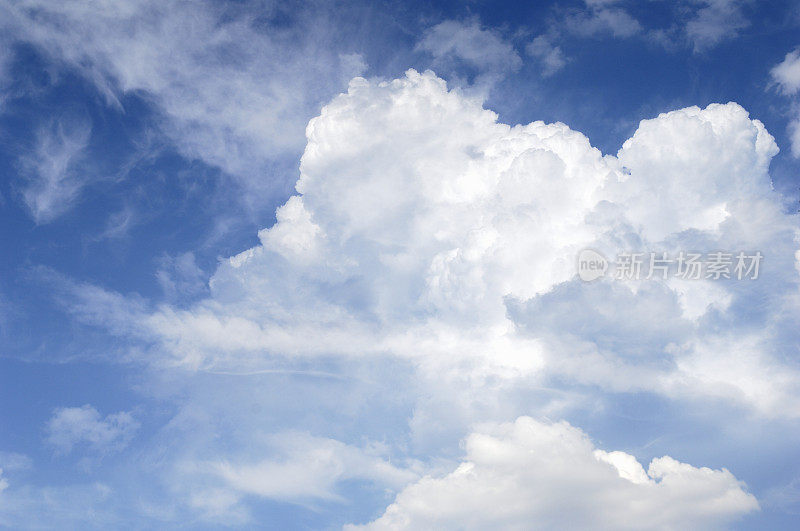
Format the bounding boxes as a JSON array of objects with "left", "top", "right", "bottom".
[
  {"left": 61, "top": 69, "right": 796, "bottom": 418},
  {"left": 44, "top": 71, "right": 800, "bottom": 526},
  {"left": 19, "top": 115, "right": 91, "bottom": 223},
  {"left": 348, "top": 417, "right": 758, "bottom": 530},
  {"left": 46, "top": 405, "right": 139, "bottom": 455},
  {"left": 53, "top": 69, "right": 800, "bottom": 426}
]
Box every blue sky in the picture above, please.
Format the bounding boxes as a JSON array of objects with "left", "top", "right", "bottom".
[{"left": 2, "top": 0, "right": 800, "bottom": 528}]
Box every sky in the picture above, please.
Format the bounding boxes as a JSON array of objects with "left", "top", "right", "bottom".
[{"left": 1, "top": 0, "right": 800, "bottom": 529}]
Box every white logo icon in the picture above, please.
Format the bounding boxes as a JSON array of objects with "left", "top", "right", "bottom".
[{"left": 577, "top": 249, "right": 608, "bottom": 282}]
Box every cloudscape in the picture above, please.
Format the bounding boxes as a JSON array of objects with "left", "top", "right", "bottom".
[{"left": 1, "top": 1, "right": 800, "bottom": 529}]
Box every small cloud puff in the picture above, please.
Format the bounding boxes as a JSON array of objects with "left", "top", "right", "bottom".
[
  {"left": 46, "top": 404, "right": 139, "bottom": 455},
  {"left": 526, "top": 35, "right": 568, "bottom": 76},
  {"left": 771, "top": 48, "right": 800, "bottom": 157},
  {"left": 417, "top": 19, "right": 521, "bottom": 91},
  {"left": 772, "top": 49, "right": 800, "bottom": 96}
]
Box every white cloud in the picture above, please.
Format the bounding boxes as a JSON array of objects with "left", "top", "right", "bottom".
[
  {"left": 0, "top": 480, "right": 118, "bottom": 528},
  {"left": 565, "top": 2, "right": 643, "bottom": 39},
  {"left": 19, "top": 115, "right": 91, "bottom": 224},
  {"left": 2, "top": 0, "right": 366, "bottom": 197},
  {"left": 56, "top": 70, "right": 800, "bottom": 422},
  {"left": 613, "top": 102, "right": 778, "bottom": 241},
  {"left": 37, "top": 70, "right": 799, "bottom": 527},
  {"left": 156, "top": 251, "right": 208, "bottom": 302},
  {"left": 208, "top": 432, "right": 417, "bottom": 502},
  {"left": 46, "top": 405, "right": 139, "bottom": 455},
  {"left": 94, "top": 205, "right": 137, "bottom": 241},
  {"left": 0, "top": 41, "right": 15, "bottom": 109},
  {"left": 0, "top": 452, "right": 31, "bottom": 473},
  {"left": 771, "top": 48, "right": 800, "bottom": 157},
  {"left": 526, "top": 35, "right": 568, "bottom": 76},
  {"left": 417, "top": 19, "right": 521, "bottom": 91},
  {"left": 535, "top": 0, "right": 753, "bottom": 69},
  {"left": 348, "top": 417, "right": 758, "bottom": 530},
  {"left": 685, "top": 0, "right": 750, "bottom": 52},
  {"left": 525, "top": 1, "right": 643, "bottom": 72},
  {"left": 772, "top": 49, "right": 800, "bottom": 95},
  {"left": 763, "top": 477, "right": 800, "bottom": 515}
]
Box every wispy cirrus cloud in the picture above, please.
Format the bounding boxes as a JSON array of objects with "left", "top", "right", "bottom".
[
  {"left": 1, "top": 0, "right": 367, "bottom": 206},
  {"left": 18, "top": 114, "right": 91, "bottom": 224}
]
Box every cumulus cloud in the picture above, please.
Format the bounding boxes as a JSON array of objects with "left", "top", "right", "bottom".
[
  {"left": 42, "top": 71, "right": 800, "bottom": 526},
  {"left": 348, "top": 417, "right": 758, "bottom": 530},
  {"left": 46, "top": 405, "right": 139, "bottom": 455},
  {"left": 57, "top": 69, "right": 800, "bottom": 418},
  {"left": 18, "top": 115, "right": 91, "bottom": 224}
]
